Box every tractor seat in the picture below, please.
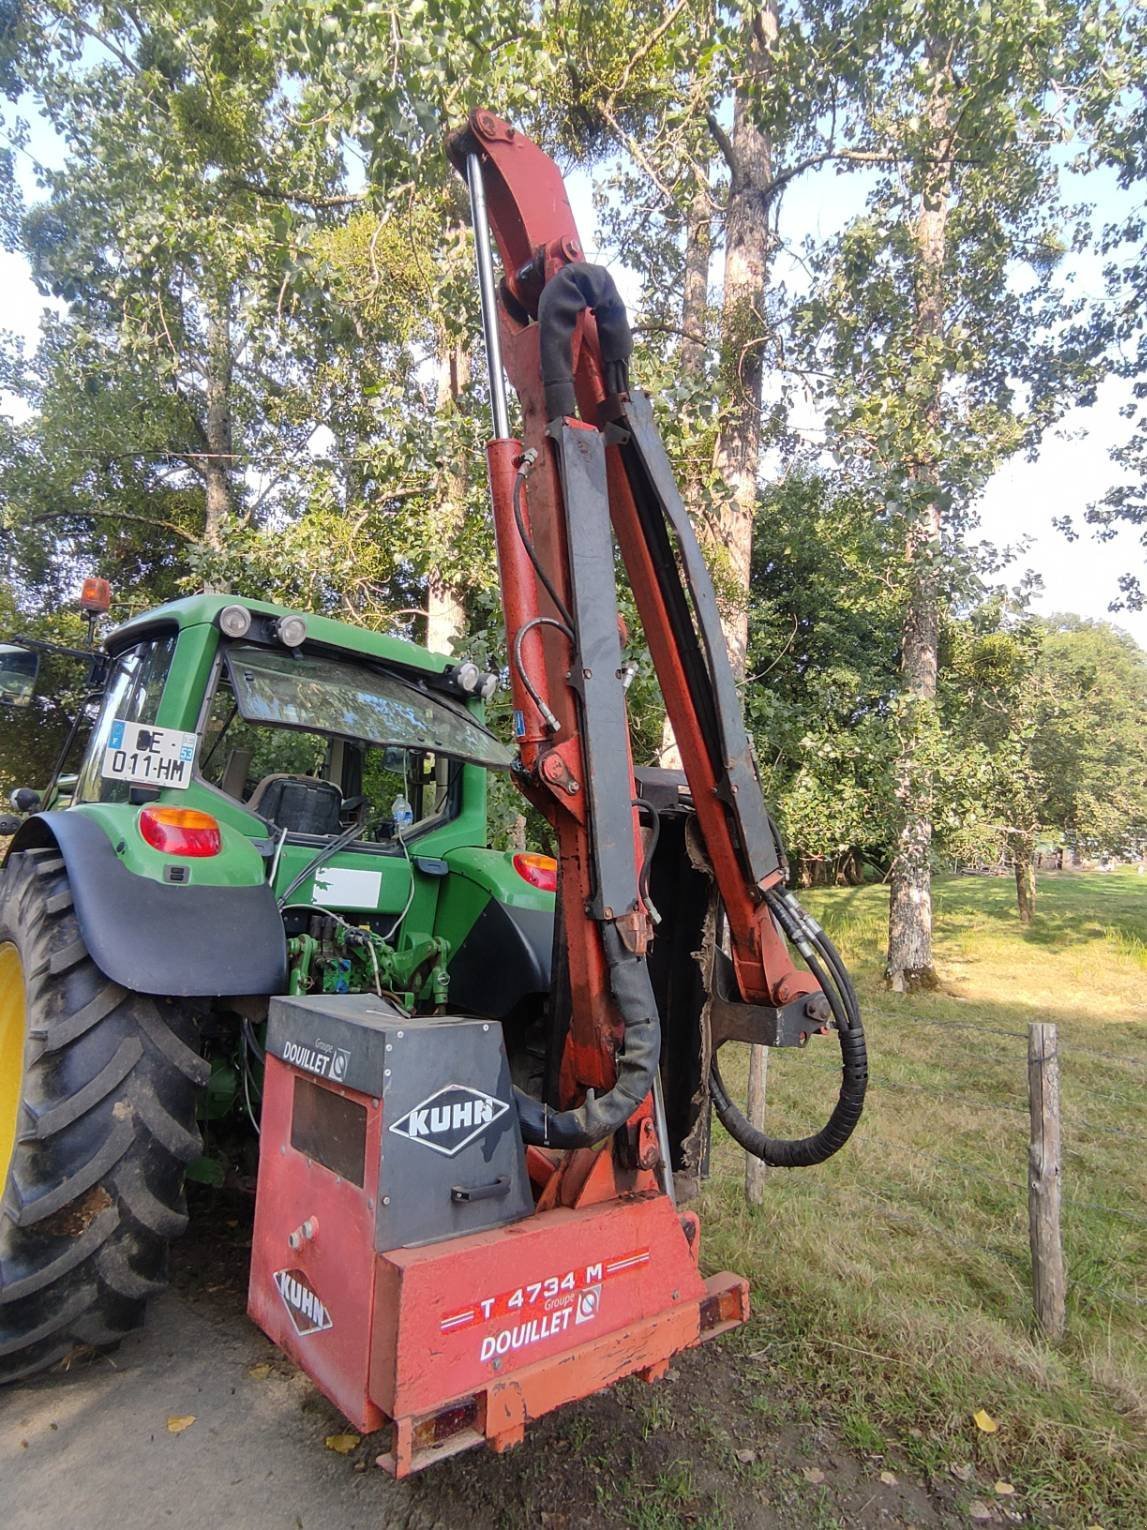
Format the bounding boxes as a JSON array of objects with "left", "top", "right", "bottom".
[{"left": 247, "top": 774, "right": 343, "bottom": 836}]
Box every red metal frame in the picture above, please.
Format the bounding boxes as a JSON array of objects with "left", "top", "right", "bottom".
[{"left": 458, "top": 110, "right": 818, "bottom": 1039}]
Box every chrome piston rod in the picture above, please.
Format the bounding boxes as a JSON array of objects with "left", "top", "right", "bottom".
[{"left": 465, "top": 152, "right": 510, "bottom": 441}]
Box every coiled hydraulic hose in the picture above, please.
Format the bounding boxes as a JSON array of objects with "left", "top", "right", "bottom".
[
  {"left": 513, "top": 921, "right": 661, "bottom": 1150},
  {"left": 709, "top": 889, "right": 868, "bottom": 1167}
]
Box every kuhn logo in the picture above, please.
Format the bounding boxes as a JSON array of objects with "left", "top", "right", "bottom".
[
  {"left": 273, "top": 1268, "right": 333, "bottom": 1337},
  {"left": 388, "top": 1084, "right": 509, "bottom": 1157}
]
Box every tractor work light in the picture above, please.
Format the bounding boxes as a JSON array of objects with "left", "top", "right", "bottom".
[
  {"left": 512, "top": 851, "right": 558, "bottom": 892},
  {"left": 219, "top": 603, "right": 252, "bottom": 638},
  {"left": 138, "top": 806, "right": 222, "bottom": 858},
  {"left": 452, "top": 661, "right": 498, "bottom": 700},
  {"left": 275, "top": 614, "right": 308, "bottom": 648}
]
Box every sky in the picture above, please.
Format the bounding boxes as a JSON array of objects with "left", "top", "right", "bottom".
[{"left": 2, "top": 94, "right": 1145, "bottom": 649}]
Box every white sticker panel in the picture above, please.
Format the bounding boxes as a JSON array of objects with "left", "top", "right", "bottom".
[
  {"left": 310, "top": 866, "right": 383, "bottom": 909},
  {"left": 101, "top": 720, "right": 197, "bottom": 789}
]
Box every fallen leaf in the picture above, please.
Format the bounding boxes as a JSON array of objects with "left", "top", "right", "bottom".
[
  {"left": 968, "top": 1502, "right": 993, "bottom": 1522},
  {"left": 880, "top": 1470, "right": 898, "bottom": 1485},
  {"left": 994, "top": 1481, "right": 1015, "bottom": 1496},
  {"left": 972, "top": 1409, "right": 999, "bottom": 1434},
  {"left": 802, "top": 1466, "right": 825, "bottom": 1485},
  {"left": 907, "top": 1427, "right": 924, "bottom": 1439},
  {"left": 247, "top": 1363, "right": 271, "bottom": 1380},
  {"left": 324, "top": 1433, "right": 361, "bottom": 1455},
  {"left": 166, "top": 1415, "right": 196, "bottom": 1435},
  {"left": 735, "top": 1447, "right": 757, "bottom": 1465},
  {"left": 951, "top": 1463, "right": 975, "bottom": 1482}
]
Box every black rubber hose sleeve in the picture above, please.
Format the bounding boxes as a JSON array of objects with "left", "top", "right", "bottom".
[
  {"left": 537, "top": 262, "right": 633, "bottom": 422},
  {"left": 514, "top": 920, "right": 660, "bottom": 1149}
]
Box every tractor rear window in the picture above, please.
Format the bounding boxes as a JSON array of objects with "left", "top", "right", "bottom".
[{"left": 224, "top": 646, "right": 512, "bottom": 770}]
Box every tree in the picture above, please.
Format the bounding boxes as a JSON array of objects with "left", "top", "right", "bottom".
[
  {"left": 0, "top": 0, "right": 361, "bottom": 600},
  {"left": 796, "top": 1, "right": 1107, "bottom": 988},
  {"left": 1079, "top": 3, "right": 1147, "bottom": 610},
  {"left": 1029, "top": 616, "right": 1147, "bottom": 859}
]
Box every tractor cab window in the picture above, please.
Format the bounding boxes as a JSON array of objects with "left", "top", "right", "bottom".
[
  {"left": 198, "top": 654, "right": 462, "bottom": 844},
  {"left": 74, "top": 636, "right": 176, "bottom": 805}
]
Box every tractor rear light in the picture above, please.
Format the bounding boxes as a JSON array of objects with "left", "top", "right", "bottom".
[
  {"left": 138, "top": 806, "right": 222, "bottom": 857},
  {"left": 512, "top": 851, "right": 557, "bottom": 892}
]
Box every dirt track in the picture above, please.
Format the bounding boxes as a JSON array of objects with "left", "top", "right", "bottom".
[{"left": 0, "top": 1197, "right": 968, "bottom": 1530}]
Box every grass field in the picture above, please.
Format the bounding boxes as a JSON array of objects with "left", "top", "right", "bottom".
[{"left": 700, "top": 869, "right": 1147, "bottom": 1529}]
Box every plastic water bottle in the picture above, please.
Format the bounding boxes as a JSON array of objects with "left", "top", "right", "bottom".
[{"left": 391, "top": 794, "right": 413, "bottom": 836}]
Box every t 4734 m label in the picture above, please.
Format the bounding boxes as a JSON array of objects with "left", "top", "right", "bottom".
[{"left": 439, "top": 1247, "right": 650, "bottom": 1343}]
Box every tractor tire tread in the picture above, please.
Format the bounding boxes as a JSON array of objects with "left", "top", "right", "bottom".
[{"left": 0, "top": 849, "right": 202, "bottom": 1384}]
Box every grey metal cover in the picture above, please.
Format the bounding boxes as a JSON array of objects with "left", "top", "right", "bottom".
[{"left": 267, "top": 994, "right": 533, "bottom": 1249}]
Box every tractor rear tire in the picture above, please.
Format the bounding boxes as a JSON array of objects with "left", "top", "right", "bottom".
[{"left": 0, "top": 846, "right": 207, "bottom": 1382}]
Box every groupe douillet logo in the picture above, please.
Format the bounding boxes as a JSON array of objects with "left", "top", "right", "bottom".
[
  {"left": 273, "top": 1267, "right": 333, "bottom": 1337},
  {"left": 388, "top": 1083, "right": 510, "bottom": 1157}
]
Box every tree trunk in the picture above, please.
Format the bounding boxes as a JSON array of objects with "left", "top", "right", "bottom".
[
  {"left": 885, "top": 40, "right": 951, "bottom": 993},
  {"left": 711, "top": 5, "right": 778, "bottom": 1202},
  {"left": 661, "top": 177, "right": 713, "bottom": 770},
  {"left": 202, "top": 290, "right": 234, "bottom": 589},
  {"left": 1015, "top": 852, "right": 1036, "bottom": 924},
  {"left": 1011, "top": 830, "right": 1037, "bottom": 924},
  {"left": 713, "top": 3, "right": 776, "bottom": 677},
  {"left": 426, "top": 334, "right": 471, "bottom": 654}
]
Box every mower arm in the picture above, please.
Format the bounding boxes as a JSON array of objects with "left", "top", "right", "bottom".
[{"left": 447, "top": 112, "right": 866, "bottom": 1166}]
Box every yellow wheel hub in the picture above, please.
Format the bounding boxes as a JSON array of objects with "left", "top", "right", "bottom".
[{"left": 0, "top": 942, "right": 26, "bottom": 1191}]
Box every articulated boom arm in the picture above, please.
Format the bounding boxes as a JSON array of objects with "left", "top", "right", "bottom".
[{"left": 449, "top": 112, "right": 866, "bottom": 1170}]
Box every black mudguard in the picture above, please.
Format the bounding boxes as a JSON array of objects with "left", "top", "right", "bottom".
[
  {"left": 447, "top": 899, "right": 553, "bottom": 1020},
  {"left": 5, "top": 812, "right": 287, "bottom": 998}
]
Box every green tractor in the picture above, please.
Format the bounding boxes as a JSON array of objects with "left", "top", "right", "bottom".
[{"left": 0, "top": 594, "right": 557, "bottom": 1381}]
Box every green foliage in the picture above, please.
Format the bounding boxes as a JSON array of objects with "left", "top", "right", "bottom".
[{"left": 1029, "top": 614, "right": 1147, "bottom": 855}]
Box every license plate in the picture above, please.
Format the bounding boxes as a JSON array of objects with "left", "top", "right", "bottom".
[{"left": 101, "top": 720, "right": 197, "bottom": 789}]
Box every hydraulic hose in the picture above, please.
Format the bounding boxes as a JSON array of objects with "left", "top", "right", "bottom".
[
  {"left": 514, "top": 921, "right": 661, "bottom": 1149},
  {"left": 709, "top": 890, "right": 868, "bottom": 1168},
  {"left": 537, "top": 261, "right": 633, "bottom": 422}
]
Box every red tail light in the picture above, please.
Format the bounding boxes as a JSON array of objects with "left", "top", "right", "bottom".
[
  {"left": 512, "top": 851, "right": 557, "bottom": 892},
  {"left": 138, "top": 806, "right": 222, "bottom": 858}
]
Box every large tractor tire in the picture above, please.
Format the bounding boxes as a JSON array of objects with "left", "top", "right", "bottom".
[{"left": 0, "top": 847, "right": 207, "bottom": 1381}]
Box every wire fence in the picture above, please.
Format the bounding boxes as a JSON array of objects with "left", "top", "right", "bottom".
[{"left": 738, "top": 1013, "right": 1147, "bottom": 1334}]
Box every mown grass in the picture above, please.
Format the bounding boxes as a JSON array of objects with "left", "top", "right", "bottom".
[{"left": 700, "top": 869, "right": 1147, "bottom": 1529}]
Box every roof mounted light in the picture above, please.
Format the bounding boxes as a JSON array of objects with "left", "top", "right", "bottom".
[
  {"left": 79, "top": 577, "right": 112, "bottom": 616},
  {"left": 219, "top": 603, "right": 252, "bottom": 639},
  {"left": 275, "top": 614, "right": 307, "bottom": 649},
  {"left": 451, "top": 660, "right": 498, "bottom": 700},
  {"left": 455, "top": 660, "right": 481, "bottom": 693}
]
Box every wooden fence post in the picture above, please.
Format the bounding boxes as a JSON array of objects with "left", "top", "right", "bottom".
[
  {"left": 1027, "top": 1022, "right": 1066, "bottom": 1340},
  {"left": 745, "top": 1045, "right": 768, "bottom": 1205}
]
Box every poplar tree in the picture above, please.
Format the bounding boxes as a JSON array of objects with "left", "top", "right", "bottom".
[{"left": 796, "top": 0, "right": 1107, "bottom": 988}]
